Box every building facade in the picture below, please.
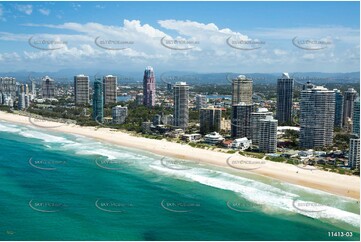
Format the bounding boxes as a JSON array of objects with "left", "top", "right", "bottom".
[
  {"left": 143, "top": 66, "right": 156, "bottom": 107},
  {"left": 343, "top": 87, "right": 358, "bottom": 128},
  {"left": 276, "top": 73, "right": 294, "bottom": 125},
  {"left": 112, "top": 105, "right": 128, "bottom": 124},
  {"left": 300, "top": 86, "right": 335, "bottom": 149},
  {"left": 173, "top": 82, "right": 189, "bottom": 129},
  {"left": 231, "top": 75, "right": 253, "bottom": 105},
  {"left": 74, "top": 75, "right": 90, "bottom": 105},
  {"left": 231, "top": 102, "right": 253, "bottom": 139},
  {"left": 92, "top": 79, "right": 104, "bottom": 123},
  {"left": 41, "top": 76, "right": 55, "bottom": 99},
  {"left": 251, "top": 108, "right": 273, "bottom": 145},
  {"left": 0, "top": 77, "right": 17, "bottom": 98},
  {"left": 136, "top": 93, "right": 143, "bottom": 105},
  {"left": 333, "top": 89, "right": 344, "bottom": 128},
  {"left": 196, "top": 94, "right": 207, "bottom": 110},
  {"left": 349, "top": 138, "right": 360, "bottom": 170},
  {"left": 258, "top": 116, "right": 278, "bottom": 153},
  {"left": 103, "top": 75, "right": 117, "bottom": 105},
  {"left": 352, "top": 97, "right": 360, "bottom": 136},
  {"left": 199, "top": 107, "right": 222, "bottom": 135}
]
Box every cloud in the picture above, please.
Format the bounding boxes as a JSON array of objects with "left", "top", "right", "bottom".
[
  {"left": 38, "top": 8, "right": 50, "bottom": 16},
  {"left": 0, "top": 19, "right": 359, "bottom": 72},
  {"left": 14, "top": 4, "right": 33, "bottom": 15},
  {"left": 274, "top": 49, "right": 288, "bottom": 56}
]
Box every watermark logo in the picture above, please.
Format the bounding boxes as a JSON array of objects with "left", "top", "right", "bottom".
[
  {"left": 93, "top": 114, "right": 105, "bottom": 127},
  {"left": 160, "top": 157, "right": 199, "bottom": 170},
  {"left": 160, "top": 199, "right": 201, "bottom": 213},
  {"left": 292, "top": 37, "right": 332, "bottom": 50},
  {"left": 29, "top": 199, "right": 66, "bottom": 213},
  {"left": 226, "top": 200, "right": 262, "bottom": 213},
  {"left": 28, "top": 73, "right": 37, "bottom": 83},
  {"left": 94, "top": 36, "right": 134, "bottom": 50},
  {"left": 226, "top": 36, "right": 265, "bottom": 50},
  {"left": 28, "top": 112, "right": 70, "bottom": 129},
  {"left": 28, "top": 36, "right": 67, "bottom": 51},
  {"left": 28, "top": 157, "right": 66, "bottom": 171},
  {"left": 226, "top": 155, "right": 266, "bottom": 170},
  {"left": 160, "top": 36, "right": 200, "bottom": 51},
  {"left": 225, "top": 73, "right": 267, "bottom": 84},
  {"left": 26, "top": 106, "right": 71, "bottom": 129},
  {"left": 292, "top": 199, "right": 329, "bottom": 213},
  {"left": 292, "top": 74, "right": 332, "bottom": 86},
  {"left": 95, "top": 157, "right": 134, "bottom": 170},
  {"left": 95, "top": 199, "right": 134, "bottom": 213},
  {"left": 292, "top": 159, "right": 320, "bottom": 171}
]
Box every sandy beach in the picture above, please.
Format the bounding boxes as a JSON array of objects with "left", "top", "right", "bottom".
[{"left": 0, "top": 111, "right": 359, "bottom": 200}]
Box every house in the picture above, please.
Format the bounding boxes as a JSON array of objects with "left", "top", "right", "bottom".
[{"left": 230, "top": 137, "right": 252, "bottom": 150}]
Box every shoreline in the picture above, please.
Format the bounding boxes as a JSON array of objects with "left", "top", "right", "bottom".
[{"left": 0, "top": 111, "right": 360, "bottom": 200}]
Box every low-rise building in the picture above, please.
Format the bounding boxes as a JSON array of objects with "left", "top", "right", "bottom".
[
  {"left": 182, "top": 134, "right": 202, "bottom": 142},
  {"left": 230, "top": 137, "right": 252, "bottom": 150},
  {"left": 112, "top": 105, "right": 128, "bottom": 124},
  {"left": 204, "top": 132, "right": 225, "bottom": 144},
  {"left": 142, "top": 121, "right": 153, "bottom": 134}
]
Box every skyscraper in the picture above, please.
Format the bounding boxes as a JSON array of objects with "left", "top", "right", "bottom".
[
  {"left": 0, "top": 77, "right": 17, "bottom": 98},
  {"left": 41, "top": 76, "right": 55, "bottom": 99},
  {"left": 173, "top": 82, "right": 189, "bottom": 129},
  {"left": 103, "top": 75, "right": 117, "bottom": 105},
  {"left": 300, "top": 85, "right": 335, "bottom": 149},
  {"left": 231, "top": 75, "right": 253, "bottom": 105},
  {"left": 143, "top": 66, "right": 156, "bottom": 107},
  {"left": 196, "top": 94, "right": 207, "bottom": 110},
  {"left": 136, "top": 93, "right": 143, "bottom": 105},
  {"left": 231, "top": 102, "right": 253, "bottom": 139},
  {"left": 348, "top": 138, "right": 360, "bottom": 170},
  {"left": 343, "top": 87, "right": 358, "bottom": 128},
  {"left": 17, "top": 84, "right": 30, "bottom": 110},
  {"left": 20, "top": 84, "right": 29, "bottom": 94},
  {"left": 74, "top": 74, "right": 90, "bottom": 105},
  {"left": 92, "top": 79, "right": 104, "bottom": 123},
  {"left": 276, "top": 73, "right": 294, "bottom": 125},
  {"left": 251, "top": 108, "right": 273, "bottom": 145},
  {"left": 259, "top": 116, "right": 278, "bottom": 153},
  {"left": 199, "top": 107, "right": 222, "bottom": 135},
  {"left": 31, "top": 80, "right": 36, "bottom": 97},
  {"left": 352, "top": 97, "right": 360, "bottom": 136},
  {"left": 18, "top": 92, "right": 26, "bottom": 110},
  {"left": 333, "top": 89, "right": 344, "bottom": 128}
]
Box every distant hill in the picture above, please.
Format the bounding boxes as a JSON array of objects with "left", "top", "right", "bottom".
[{"left": 0, "top": 69, "right": 359, "bottom": 85}]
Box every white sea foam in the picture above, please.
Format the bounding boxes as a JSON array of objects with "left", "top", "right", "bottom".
[
  {"left": 149, "top": 164, "right": 360, "bottom": 228},
  {"left": 1, "top": 120, "right": 359, "bottom": 228},
  {"left": 18, "top": 130, "right": 75, "bottom": 144},
  {"left": 0, "top": 121, "right": 75, "bottom": 145},
  {"left": 0, "top": 123, "right": 22, "bottom": 133}
]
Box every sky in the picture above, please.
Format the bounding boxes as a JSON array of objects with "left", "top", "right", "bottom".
[{"left": 0, "top": 1, "right": 359, "bottom": 73}]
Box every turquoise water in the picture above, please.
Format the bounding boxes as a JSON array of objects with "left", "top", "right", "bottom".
[{"left": 0, "top": 120, "right": 359, "bottom": 241}]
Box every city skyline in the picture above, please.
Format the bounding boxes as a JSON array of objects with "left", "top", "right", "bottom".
[
  {"left": 0, "top": 2, "right": 360, "bottom": 241},
  {"left": 0, "top": 1, "right": 359, "bottom": 73}
]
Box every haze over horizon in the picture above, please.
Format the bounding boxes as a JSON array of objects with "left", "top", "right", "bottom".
[{"left": 0, "top": 1, "right": 359, "bottom": 73}]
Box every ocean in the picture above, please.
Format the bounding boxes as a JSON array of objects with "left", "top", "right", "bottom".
[{"left": 0, "top": 120, "right": 359, "bottom": 241}]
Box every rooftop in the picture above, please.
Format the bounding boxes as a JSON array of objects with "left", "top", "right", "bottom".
[{"left": 282, "top": 73, "right": 290, "bottom": 78}]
